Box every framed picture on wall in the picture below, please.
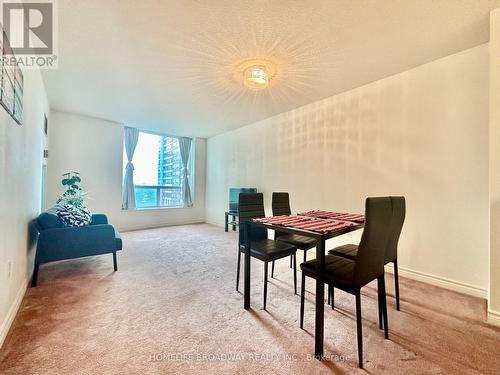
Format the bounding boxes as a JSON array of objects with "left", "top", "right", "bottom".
[
  {"left": 1, "top": 65, "right": 15, "bottom": 114},
  {"left": 13, "top": 68, "right": 23, "bottom": 123},
  {"left": 0, "top": 31, "right": 2, "bottom": 99},
  {"left": 0, "top": 30, "right": 23, "bottom": 125}
]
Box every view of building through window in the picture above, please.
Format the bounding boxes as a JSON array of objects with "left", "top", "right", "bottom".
[
  {"left": 157, "top": 136, "right": 183, "bottom": 206},
  {"left": 124, "top": 132, "right": 184, "bottom": 208}
]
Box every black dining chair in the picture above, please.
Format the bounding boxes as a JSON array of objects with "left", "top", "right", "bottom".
[
  {"left": 235, "top": 193, "right": 298, "bottom": 310},
  {"left": 271, "top": 192, "right": 316, "bottom": 277},
  {"left": 329, "top": 196, "right": 405, "bottom": 311},
  {"left": 299, "top": 197, "right": 393, "bottom": 368}
]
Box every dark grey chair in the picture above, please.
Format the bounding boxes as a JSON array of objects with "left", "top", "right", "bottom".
[
  {"left": 300, "top": 197, "right": 393, "bottom": 368},
  {"left": 329, "top": 196, "right": 405, "bottom": 311},
  {"left": 235, "top": 193, "right": 297, "bottom": 310},
  {"left": 271, "top": 192, "right": 316, "bottom": 277}
]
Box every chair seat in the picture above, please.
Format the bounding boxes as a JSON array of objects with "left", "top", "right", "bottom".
[
  {"left": 241, "top": 239, "right": 296, "bottom": 262},
  {"left": 276, "top": 234, "right": 316, "bottom": 250},
  {"left": 300, "top": 254, "right": 356, "bottom": 287},
  {"left": 328, "top": 243, "right": 358, "bottom": 259}
]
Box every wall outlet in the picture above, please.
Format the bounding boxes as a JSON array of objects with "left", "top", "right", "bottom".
[{"left": 7, "top": 261, "right": 12, "bottom": 278}]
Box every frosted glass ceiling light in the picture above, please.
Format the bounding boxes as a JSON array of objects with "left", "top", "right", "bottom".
[
  {"left": 244, "top": 65, "right": 269, "bottom": 90},
  {"left": 237, "top": 59, "right": 276, "bottom": 90}
]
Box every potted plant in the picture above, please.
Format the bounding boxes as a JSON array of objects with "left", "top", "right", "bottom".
[
  {"left": 56, "top": 171, "right": 88, "bottom": 206},
  {"left": 56, "top": 172, "right": 91, "bottom": 227}
]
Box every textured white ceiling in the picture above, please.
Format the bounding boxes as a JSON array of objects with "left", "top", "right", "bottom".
[{"left": 43, "top": 0, "right": 500, "bottom": 137}]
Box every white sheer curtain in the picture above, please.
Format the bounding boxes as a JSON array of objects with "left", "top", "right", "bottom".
[
  {"left": 122, "top": 127, "right": 140, "bottom": 209},
  {"left": 178, "top": 137, "right": 193, "bottom": 207}
]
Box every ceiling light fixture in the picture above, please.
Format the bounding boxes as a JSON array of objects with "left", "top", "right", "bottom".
[
  {"left": 244, "top": 65, "right": 269, "bottom": 90},
  {"left": 238, "top": 59, "right": 277, "bottom": 91}
]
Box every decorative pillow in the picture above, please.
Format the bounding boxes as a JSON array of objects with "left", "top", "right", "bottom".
[{"left": 56, "top": 204, "right": 92, "bottom": 227}]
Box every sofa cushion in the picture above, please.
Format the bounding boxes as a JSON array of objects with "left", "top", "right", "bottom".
[{"left": 37, "top": 208, "right": 65, "bottom": 230}]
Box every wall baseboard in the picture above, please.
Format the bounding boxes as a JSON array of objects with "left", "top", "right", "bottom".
[
  {"left": 384, "top": 263, "right": 487, "bottom": 299},
  {"left": 487, "top": 310, "right": 500, "bottom": 327},
  {"left": 205, "top": 219, "right": 226, "bottom": 228},
  {"left": 0, "top": 277, "right": 28, "bottom": 348},
  {"left": 119, "top": 219, "right": 206, "bottom": 233}
]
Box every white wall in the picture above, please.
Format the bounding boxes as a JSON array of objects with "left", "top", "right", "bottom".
[
  {"left": 47, "top": 111, "right": 206, "bottom": 232},
  {"left": 489, "top": 8, "right": 500, "bottom": 326},
  {"left": 206, "top": 44, "right": 489, "bottom": 297},
  {"left": 0, "top": 70, "right": 49, "bottom": 346}
]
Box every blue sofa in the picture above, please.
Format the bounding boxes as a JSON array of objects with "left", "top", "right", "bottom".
[{"left": 32, "top": 208, "right": 122, "bottom": 287}]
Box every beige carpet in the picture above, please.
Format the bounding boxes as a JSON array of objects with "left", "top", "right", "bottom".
[{"left": 1, "top": 224, "right": 499, "bottom": 374}]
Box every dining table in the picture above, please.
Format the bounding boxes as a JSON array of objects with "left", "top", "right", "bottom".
[{"left": 243, "top": 210, "right": 365, "bottom": 359}]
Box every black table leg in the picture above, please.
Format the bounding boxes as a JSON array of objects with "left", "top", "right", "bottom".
[
  {"left": 225, "top": 212, "right": 229, "bottom": 232},
  {"left": 232, "top": 214, "right": 237, "bottom": 231},
  {"left": 314, "top": 237, "right": 325, "bottom": 359},
  {"left": 244, "top": 222, "right": 251, "bottom": 309}
]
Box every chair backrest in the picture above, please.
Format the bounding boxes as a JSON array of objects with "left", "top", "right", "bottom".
[
  {"left": 385, "top": 196, "right": 406, "bottom": 263},
  {"left": 354, "top": 197, "right": 393, "bottom": 287},
  {"left": 272, "top": 192, "right": 291, "bottom": 239},
  {"left": 272, "top": 192, "right": 291, "bottom": 216},
  {"left": 238, "top": 192, "right": 268, "bottom": 245}
]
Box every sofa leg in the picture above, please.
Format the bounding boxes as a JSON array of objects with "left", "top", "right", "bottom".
[
  {"left": 113, "top": 252, "right": 117, "bottom": 271},
  {"left": 31, "top": 264, "right": 39, "bottom": 287}
]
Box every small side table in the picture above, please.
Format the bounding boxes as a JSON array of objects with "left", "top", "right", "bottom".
[{"left": 225, "top": 211, "right": 238, "bottom": 232}]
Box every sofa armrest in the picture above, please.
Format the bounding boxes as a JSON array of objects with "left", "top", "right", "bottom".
[
  {"left": 90, "top": 214, "right": 108, "bottom": 225},
  {"left": 36, "top": 224, "right": 117, "bottom": 264}
]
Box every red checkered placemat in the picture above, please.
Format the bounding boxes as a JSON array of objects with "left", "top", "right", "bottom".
[
  {"left": 252, "top": 215, "right": 354, "bottom": 234},
  {"left": 298, "top": 210, "right": 365, "bottom": 223}
]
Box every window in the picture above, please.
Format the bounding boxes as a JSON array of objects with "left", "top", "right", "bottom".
[{"left": 123, "top": 131, "right": 193, "bottom": 209}]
